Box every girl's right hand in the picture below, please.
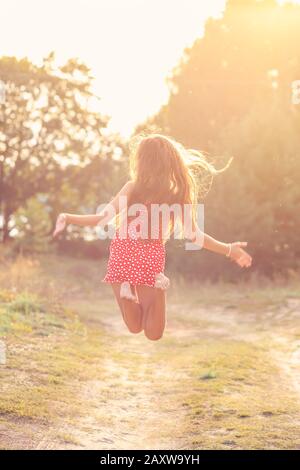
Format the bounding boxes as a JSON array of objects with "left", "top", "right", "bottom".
[
  {"left": 53, "top": 213, "right": 68, "bottom": 238},
  {"left": 228, "top": 242, "right": 252, "bottom": 268}
]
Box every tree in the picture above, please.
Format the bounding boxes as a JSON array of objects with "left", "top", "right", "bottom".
[
  {"left": 0, "top": 54, "right": 125, "bottom": 243},
  {"left": 140, "top": 0, "right": 300, "bottom": 278},
  {"left": 13, "top": 196, "right": 52, "bottom": 254},
  {"left": 206, "top": 101, "right": 300, "bottom": 276},
  {"left": 150, "top": 0, "right": 300, "bottom": 149}
]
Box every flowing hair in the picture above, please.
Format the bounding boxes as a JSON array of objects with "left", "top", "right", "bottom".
[{"left": 128, "top": 133, "right": 232, "bottom": 234}]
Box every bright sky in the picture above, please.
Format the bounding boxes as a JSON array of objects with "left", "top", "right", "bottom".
[{"left": 0, "top": 0, "right": 297, "bottom": 137}]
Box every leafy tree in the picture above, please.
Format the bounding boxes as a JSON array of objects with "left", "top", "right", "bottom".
[
  {"left": 0, "top": 54, "right": 125, "bottom": 243},
  {"left": 13, "top": 196, "right": 52, "bottom": 254},
  {"left": 150, "top": 0, "right": 300, "bottom": 148},
  {"left": 206, "top": 101, "right": 300, "bottom": 276},
  {"left": 143, "top": 0, "right": 300, "bottom": 278}
]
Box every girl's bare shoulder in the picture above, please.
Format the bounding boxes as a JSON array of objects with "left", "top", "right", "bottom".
[
  {"left": 124, "top": 179, "right": 135, "bottom": 190},
  {"left": 118, "top": 180, "right": 134, "bottom": 196}
]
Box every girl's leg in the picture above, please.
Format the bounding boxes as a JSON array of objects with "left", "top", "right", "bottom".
[
  {"left": 135, "top": 285, "right": 166, "bottom": 341},
  {"left": 111, "top": 283, "right": 143, "bottom": 334}
]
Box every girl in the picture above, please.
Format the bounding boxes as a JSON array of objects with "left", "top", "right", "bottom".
[{"left": 53, "top": 134, "right": 252, "bottom": 341}]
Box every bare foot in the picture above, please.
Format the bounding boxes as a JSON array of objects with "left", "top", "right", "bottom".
[
  {"left": 120, "top": 282, "right": 137, "bottom": 301},
  {"left": 154, "top": 272, "right": 170, "bottom": 290}
]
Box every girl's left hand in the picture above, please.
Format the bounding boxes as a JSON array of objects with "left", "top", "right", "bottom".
[
  {"left": 53, "top": 213, "right": 67, "bottom": 238},
  {"left": 229, "top": 242, "right": 252, "bottom": 268}
]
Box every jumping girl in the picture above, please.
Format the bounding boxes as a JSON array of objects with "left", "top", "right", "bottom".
[{"left": 53, "top": 134, "right": 252, "bottom": 341}]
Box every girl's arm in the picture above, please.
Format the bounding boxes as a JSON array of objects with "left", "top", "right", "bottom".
[
  {"left": 53, "top": 180, "right": 133, "bottom": 237},
  {"left": 184, "top": 214, "right": 252, "bottom": 268},
  {"left": 202, "top": 231, "right": 251, "bottom": 267}
]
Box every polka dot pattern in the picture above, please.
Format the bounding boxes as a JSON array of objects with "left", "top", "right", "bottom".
[{"left": 102, "top": 220, "right": 166, "bottom": 287}]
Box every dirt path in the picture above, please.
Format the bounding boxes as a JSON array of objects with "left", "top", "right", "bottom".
[
  {"left": 50, "top": 292, "right": 300, "bottom": 450},
  {"left": 51, "top": 306, "right": 192, "bottom": 450},
  {"left": 1, "top": 255, "right": 300, "bottom": 450},
  {"left": 57, "top": 357, "right": 188, "bottom": 450}
]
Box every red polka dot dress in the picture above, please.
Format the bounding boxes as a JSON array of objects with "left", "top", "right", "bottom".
[{"left": 102, "top": 211, "right": 166, "bottom": 288}]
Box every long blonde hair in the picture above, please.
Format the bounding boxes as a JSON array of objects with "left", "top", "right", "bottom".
[{"left": 128, "top": 133, "right": 231, "bottom": 229}]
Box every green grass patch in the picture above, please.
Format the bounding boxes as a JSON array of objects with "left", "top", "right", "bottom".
[{"left": 0, "top": 287, "right": 108, "bottom": 430}]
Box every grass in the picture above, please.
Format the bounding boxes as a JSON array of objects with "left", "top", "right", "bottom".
[
  {"left": 0, "top": 262, "right": 111, "bottom": 450},
  {"left": 0, "top": 291, "right": 107, "bottom": 422},
  {"left": 181, "top": 341, "right": 299, "bottom": 449},
  {"left": 0, "top": 251, "right": 299, "bottom": 449}
]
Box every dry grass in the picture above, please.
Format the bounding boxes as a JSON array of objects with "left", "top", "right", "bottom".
[{"left": 0, "top": 251, "right": 300, "bottom": 449}]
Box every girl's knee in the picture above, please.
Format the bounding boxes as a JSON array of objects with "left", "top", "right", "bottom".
[
  {"left": 144, "top": 330, "right": 164, "bottom": 341},
  {"left": 121, "top": 300, "right": 143, "bottom": 334},
  {"left": 123, "top": 313, "right": 143, "bottom": 334},
  {"left": 127, "top": 324, "right": 143, "bottom": 334}
]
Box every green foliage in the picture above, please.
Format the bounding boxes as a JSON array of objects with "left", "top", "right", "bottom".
[
  {"left": 149, "top": 0, "right": 300, "bottom": 278},
  {"left": 0, "top": 55, "right": 127, "bottom": 245},
  {"left": 8, "top": 292, "right": 43, "bottom": 314},
  {"left": 200, "top": 370, "right": 217, "bottom": 380},
  {"left": 12, "top": 196, "right": 52, "bottom": 253},
  {"left": 207, "top": 103, "right": 300, "bottom": 276},
  {"left": 156, "top": 0, "right": 300, "bottom": 148},
  {"left": 2, "top": 1, "right": 300, "bottom": 279}
]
